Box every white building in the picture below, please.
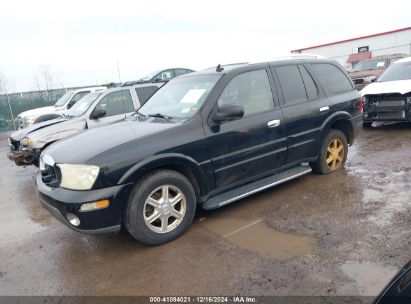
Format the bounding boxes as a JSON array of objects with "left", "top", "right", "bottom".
[{"left": 291, "top": 26, "right": 411, "bottom": 70}]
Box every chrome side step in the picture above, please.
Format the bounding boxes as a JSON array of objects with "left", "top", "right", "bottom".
[{"left": 202, "top": 165, "right": 312, "bottom": 210}]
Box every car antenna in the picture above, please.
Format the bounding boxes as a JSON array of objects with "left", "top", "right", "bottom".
[
  {"left": 216, "top": 64, "right": 224, "bottom": 72},
  {"left": 116, "top": 60, "right": 127, "bottom": 119}
]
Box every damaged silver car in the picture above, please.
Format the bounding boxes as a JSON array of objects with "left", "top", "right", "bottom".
[
  {"left": 362, "top": 57, "right": 411, "bottom": 124},
  {"left": 7, "top": 83, "right": 163, "bottom": 166}
]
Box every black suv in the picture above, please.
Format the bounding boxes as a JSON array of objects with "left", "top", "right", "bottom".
[{"left": 36, "top": 58, "right": 362, "bottom": 245}]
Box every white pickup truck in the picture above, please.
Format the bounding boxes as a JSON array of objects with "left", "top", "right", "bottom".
[
  {"left": 16, "top": 86, "right": 106, "bottom": 128},
  {"left": 8, "top": 83, "right": 163, "bottom": 166}
]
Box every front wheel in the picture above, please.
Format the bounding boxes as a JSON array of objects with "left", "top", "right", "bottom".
[
  {"left": 124, "top": 170, "right": 196, "bottom": 245},
  {"left": 310, "top": 129, "right": 348, "bottom": 175}
]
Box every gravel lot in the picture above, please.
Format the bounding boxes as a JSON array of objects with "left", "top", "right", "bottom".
[{"left": 0, "top": 124, "right": 410, "bottom": 296}]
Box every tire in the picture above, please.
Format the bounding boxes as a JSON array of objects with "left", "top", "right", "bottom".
[
  {"left": 34, "top": 114, "right": 61, "bottom": 124},
  {"left": 124, "top": 170, "right": 196, "bottom": 245},
  {"left": 310, "top": 129, "right": 348, "bottom": 175}
]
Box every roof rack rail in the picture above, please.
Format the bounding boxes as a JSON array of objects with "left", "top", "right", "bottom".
[{"left": 250, "top": 53, "right": 326, "bottom": 64}]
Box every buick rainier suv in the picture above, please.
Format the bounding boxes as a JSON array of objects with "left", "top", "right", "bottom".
[{"left": 36, "top": 58, "right": 363, "bottom": 245}]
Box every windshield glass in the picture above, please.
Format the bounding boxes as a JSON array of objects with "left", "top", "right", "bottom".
[
  {"left": 54, "top": 92, "right": 74, "bottom": 107},
  {"left": 138, "top": 70, "right": 160, "bottom": 82},
  {"left": 352, "top": 59, "right": 387, "bottom": 72},
  {"left": 67, "top": 92, "right": 101, "bottom": 117},
  {"left": 138, "top": 75, "right": 221, "bottom": 119},
  {"left": 377, "top": 61, "right": 411, "bottom": 82}
]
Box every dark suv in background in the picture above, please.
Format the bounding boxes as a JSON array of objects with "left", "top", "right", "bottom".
[
  {"left": 349, "top": 54, "right": 407, "bottom": 90},
  {"left": 36, "top": 58, "right": 362, "bottom": 245},
  {"left": 121, "top": 68, "right": 195, "bottom": 86}
]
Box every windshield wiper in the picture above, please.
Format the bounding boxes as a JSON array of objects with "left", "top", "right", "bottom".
[
  {"left": 147, "top": 113, "right": 174, "bottom": 122},
  {"left": 134, "top": 111, "right": 147, "bottom": 118}
]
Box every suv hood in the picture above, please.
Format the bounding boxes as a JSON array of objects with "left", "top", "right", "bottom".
[
  {"left": 349, "top": 69, "right": 383, "bottom": 79},
  {"left": 10, "top": 118, "right": 68, "bottom": 141},
  {"left": 18, "top": 106, "right": 63, "bottom": 118},
  {"left": 361, "top": 79, "right": 411, "bottom": 95},
  {"left": 45, "top": 119, "right": 180, "bottom": 164}
]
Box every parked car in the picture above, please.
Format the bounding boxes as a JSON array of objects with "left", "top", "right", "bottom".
[
  {"left": 36, "top": 58, "right": 362, "bottom": 245},
  {"left": 121, "top": 68, "right": 195, "bottom": 86},
  {"left": 349, "top": 54, "right": 407, "bottom": 90},
  {"left": 16, "top": 86, "right": 106, "bottom": 129},
  {"left": 361, "top": 57, "right": 411, "bottom": 124},
  {"left": 374, "top": 260, "right": 411, "bottom": 304},
  {"left": 7, "top": 83, "right": 163, "bottom": 167}
]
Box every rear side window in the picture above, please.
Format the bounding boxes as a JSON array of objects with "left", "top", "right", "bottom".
[
  {"left": 275, "top": 65, "right": 307, "bottom": 105},
  {"left": 135, "top": 86, "right": 158, "bottom": 105},
  {"left": 299, "top": 66, "right": 318, "bottom": 100},
  {"left": 311, "top": 63, "right": 353, "bottom": 94},
  {"left": 96, "top": 90, "right": 134, "bottom": 117}
]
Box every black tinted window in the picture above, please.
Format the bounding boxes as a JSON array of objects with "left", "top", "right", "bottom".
[
  {"left": 218, "top": 69, "right": 274, "bottom": 116},
  {"left": 135, "top": 86, "right": 158, "bottom": 105},
  {"left": 276, "top": 65, "right": 307, "bottom": 105},
  {"left": 96, "top": 90, "right": 134, "bottom": 117},
  {"left": 175, "top": 69, "right": 191, "bottom": 76},
  {"left": 299, "top": 66, "right": 318, "bottom": 100},
  {"left": 311, "top": 63, "right": 352, "bottom": 94}
]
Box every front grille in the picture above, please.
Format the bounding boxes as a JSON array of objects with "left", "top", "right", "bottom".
[
  {"left": 41, "top": 164, "right": 61, "bottom": 188},
  {"left": 364, "top": 93, "right": 405, "bottom": 108},
  {"left": 9, "top": 138, "right": 20, "bottom": 151},
  {"left": 378, "top": 111, "right": 405, "bottom": 120}
]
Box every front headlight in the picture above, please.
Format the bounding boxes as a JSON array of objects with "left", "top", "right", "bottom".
[
  {"left": 57, "top": 164, "right": 100, "bottom": 190},
  {"left": 21, "top": 137, "right": 33, "bottom": 147}
]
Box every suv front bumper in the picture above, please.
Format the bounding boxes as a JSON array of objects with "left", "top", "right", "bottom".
[
  {"left": 35, "top": 172, "right": 131, "bottom": 235},
  {"left": 7, "top": 149, "right": 39, "bottom": 166}
]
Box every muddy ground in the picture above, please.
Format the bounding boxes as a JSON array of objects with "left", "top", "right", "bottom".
[{"left": 0, "top": 124, "right": 410, "bottom": 297}]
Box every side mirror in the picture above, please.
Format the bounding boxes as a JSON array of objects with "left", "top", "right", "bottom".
[
  {"left": 91, "top": 108, "right": 106, "bottom": 119},
  {"left": 212, "top": 104, "right": 244, "bottom": 123},
  {"left": 66, "top": 100, "right": 75, "bottom": 109}
]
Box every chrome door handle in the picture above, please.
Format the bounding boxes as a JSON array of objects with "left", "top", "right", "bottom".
[
  {"left": 319, "top": 106, "right": 329, "bottom": 112},
  {"left": 267, "top": 119, "right": 280, "bottom": 128}
]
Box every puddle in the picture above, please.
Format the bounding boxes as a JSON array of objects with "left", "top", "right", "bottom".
[
  {"left": 338, "top": 262, "right": 398, "bottom": 296},
  {"left": 202, "top": 218, "right": 315, "bottom": 261},
  {"left": 361, "top": 171, "right": 410, "bottom": 226}
]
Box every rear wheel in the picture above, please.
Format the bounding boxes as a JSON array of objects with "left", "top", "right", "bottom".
[
  {"left": 124, "top": 170, "right": 196, "bottom": 245},
  {"left": 310, "top": 129, "right": 348, "bottom": 175}
]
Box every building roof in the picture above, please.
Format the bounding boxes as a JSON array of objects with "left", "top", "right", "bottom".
[{"left": 291, "top": 26, "right": 411, "bottom": 52}]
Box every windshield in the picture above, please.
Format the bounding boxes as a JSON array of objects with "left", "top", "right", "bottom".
[
  {"left": 54, "top": 92, "right": 74, "bottom": 107},
  {"left": 67, "top": 92, "right": 101, "bottom": 117},
  {"left": 377, "top": 61, "right": 411, "bottom": 82},
  {"left": 352, "top": 59, "right": 387, "bottom": 72},
  {"left": 138, "top": 75, "right": 221, "bottom": 119},
  {"left": 138, "top": 70, "right": 160, "bottom": 82}
]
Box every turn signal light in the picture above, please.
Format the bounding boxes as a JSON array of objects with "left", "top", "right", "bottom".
[{"left": 80, "top": 200, "right": 110, "bottom": 212}]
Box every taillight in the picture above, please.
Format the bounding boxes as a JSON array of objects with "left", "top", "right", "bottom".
[{"left": 359, "top": 96, "right": 364, "bottom": 113}]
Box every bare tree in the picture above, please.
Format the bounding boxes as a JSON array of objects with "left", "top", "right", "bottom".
[
  {"left": 33, "top": 72, "right": 42, "bottom": 92},
  {"left": 0, "top": 73, "right": 17, "bottom": 130},
  {"left": 38, "top": 64, "right": 54, "bottom": 94}
]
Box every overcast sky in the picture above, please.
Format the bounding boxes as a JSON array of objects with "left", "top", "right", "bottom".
[{"left": 1, "top": 0, "right": 411, "bottom": 92}]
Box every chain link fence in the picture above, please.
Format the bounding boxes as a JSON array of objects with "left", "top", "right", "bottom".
[{"left": 0, "top": 89, "right": 66, "bottom": 132}]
